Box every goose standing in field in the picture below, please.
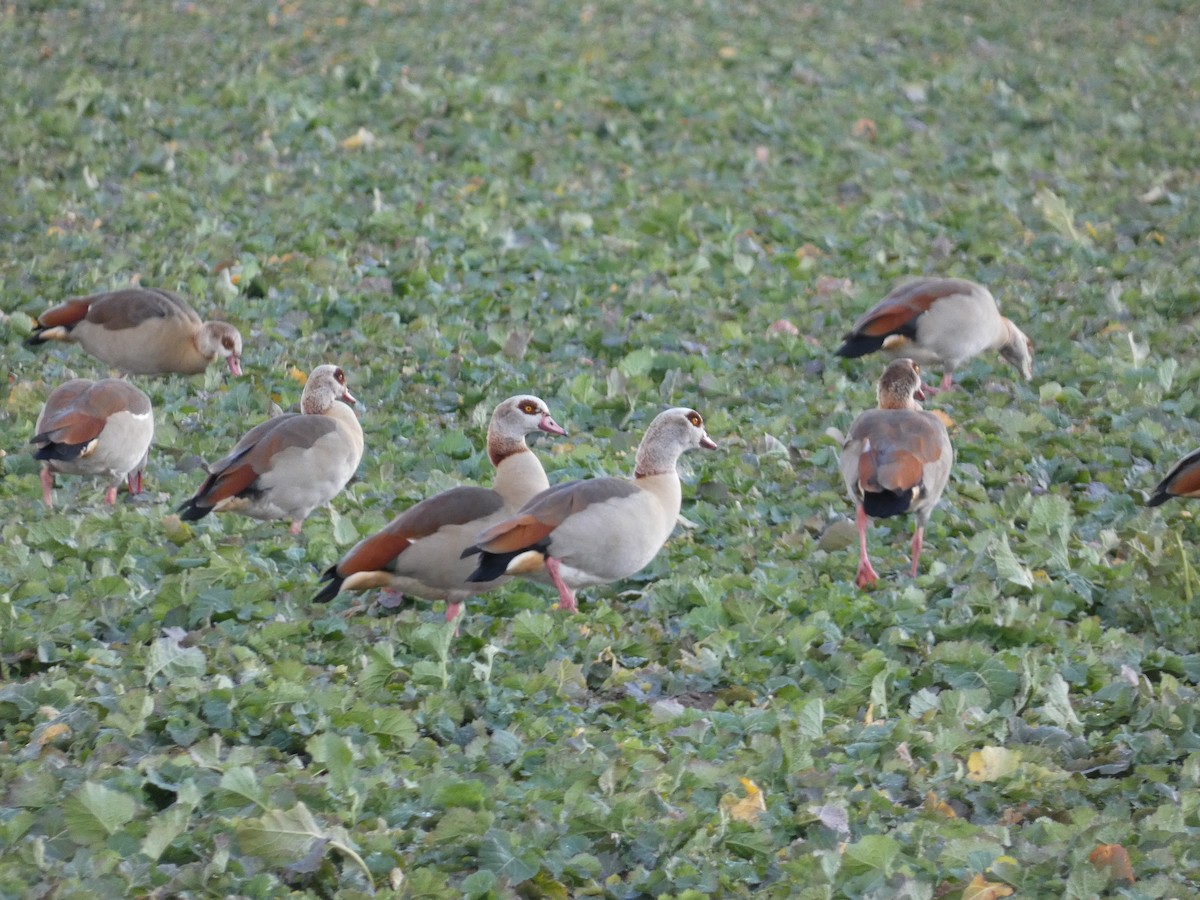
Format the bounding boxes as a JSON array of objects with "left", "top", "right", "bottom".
[
  {"left": 841, "top": 358, "right": 953, "bottom": 587},
  {"left": 31, "top": 378, "right": 155, "bottom": 508},
  {"left": 462, "top": 407, "right": 717, "bottom": 612},
  {"left": 178, "top": 365, "right": 363, "bottom": 533},
  {"left": 312, "top": 395, "right": 566, "bottom": 622},
  {"left": 1147, "top": 448, "right": 1200, "bottom": 507},
  {"left": 27, "top": 287, "right": 243, "bottom": 376},
  {"left": 836, "top": 277, "right": 1032, "bottom": 392}
]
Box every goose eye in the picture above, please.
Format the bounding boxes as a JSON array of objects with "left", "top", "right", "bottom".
[
  {"left": 222, "top": 337, "right": 234, "bottom": 350},
  {"left": 688, "top": 412, "right": 702, "bottom": 427},
  {"left": 912, "top": 363, "right": 920, "bottom": 373},
  {"left": 335, "top": 368, "right": 346, "bottom": 384},
  {"left": 521, "top": 401, "right": 537, "bottom": 414}
]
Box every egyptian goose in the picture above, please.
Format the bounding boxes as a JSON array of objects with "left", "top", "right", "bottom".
[
  {"left": 178, "top": 365, "right": 363, "bottom": 533},
  {"left": 1147, "top": 448, "right": 1200, "bottom": 507},
  {"left": 27, "top": 287, "right": 243, "bottom": 376},
  {"left": 31, "top": 378, "right": 154, "bottom": 508},
  {"left": 836, "top": 277, "right": 1032, "bottom": 392},
  {"left": 841, "top": 358, "right": 953, "bottom": 587},
  {"left": 462, "top": 407, "right": 717, "bottom": 612},
  {"left": 312, "top": 395, "right": 566, "bottom": 621}
]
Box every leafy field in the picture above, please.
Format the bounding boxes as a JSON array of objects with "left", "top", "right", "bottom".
[{"left": 2, "top": 0, "right": 1200, "bottom": 895}]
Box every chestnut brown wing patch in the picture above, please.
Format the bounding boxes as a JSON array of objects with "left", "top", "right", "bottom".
[
  {"left": 1149, "top": 448, "right": 1200, "bottom": 506},
  {"left": 35, "top": 297, "right": 95, "bottom": 331},
  {"left": 33, "top": 380, "right": 149, "bottom": 451},
  {"left": 338, "top": 487, "right": 505, "bottom": 574}
]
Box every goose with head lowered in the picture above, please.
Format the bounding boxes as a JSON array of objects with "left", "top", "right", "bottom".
[
  {"left": 462, "top": 407, "right": 717, "bottom": 612},
  {"left": 178, "top": 365, "right": 363, "bottom": 534},
  {"left": 312, "top": 395, "right": 566, "bottom": 622},
  {"left": 836, "top": 277, "right": 1032, "bottom": 392},
  {"left": 840, "top": 358, "right": 953, "bottom": 587},
  {"left": 31, "top": 378, "right": 155, "bottom": 508},
  {"left": 27, "top": 287, "right": 243, "bottom": 377}
]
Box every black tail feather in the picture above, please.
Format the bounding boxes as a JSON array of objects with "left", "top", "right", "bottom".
[
  {"left": 32, "top": 440, "right": 86, "bottom": 462},
  {"left": 1146, "top": 491, "right": 1172, "bottom": 508},
  {"left": 177, "top": 497, "right": 211, "bottom": 522},
  {"left": 312, "top": 567, "right": 343, "bottom": 603},
  {"left": 467, "top": 550, "right": 522, "bottom": 584},
  {"left": 835, "top": 332, "right": 888, "bottom": 359},
  {"left": 863, "top": 489, "right": 914, "bottom": 519},
  {"left": 25, "top": 332, "right": 48, "bottom": 347}
]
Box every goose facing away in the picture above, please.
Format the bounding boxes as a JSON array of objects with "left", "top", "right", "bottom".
[
  {"left": 312, "top": 395, "right": 566, "bottom": 622},
  {"left": 27, "top": 287, "right": 243, "bottom": 376},
  {"left": 178, "top": 365, "right": 363, "bottom": 533},
  {"left": 840, "top": 358, "right": 953, "bottom": 587},
  {"left": 836, "top": 277, "right": 1032, "bottom": 392},
  {"left": 32, "top": 378, "right": 155, "bottom": 507},
  {"left": 462, "top": 407, "right": 717, "bottom": 612}
]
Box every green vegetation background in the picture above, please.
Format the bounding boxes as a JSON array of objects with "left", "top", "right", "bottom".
[{"left": 1, "top": 0, "right": 1198, "bottom": 896}]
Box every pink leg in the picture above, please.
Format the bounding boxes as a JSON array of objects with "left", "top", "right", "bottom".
[
  {"left": 127, "top": 469, "right": 143, "bottom": 495},
  {"left": 544, "top": 556, "right": 578, "bottom": 612},
  {"left": 103, "top": 485, "right": 118, "bottom": 505},
  {"left": 855, "top": 504, "right": 879, "bottom": 588},
  {"left": 920, "top": 372, "right": 955, "bottom": 395},
  {"left": 445, "top": 601, "right": 463, "bottom": 624},
  {"left": 40, "top": 467, "right": 55, "bottom": 508},
  {"left": 289, "top": 519, "right": 303, "bottom": 535},
  {"left": 910, "top": 525, "right": 924, "bottom": 577}
]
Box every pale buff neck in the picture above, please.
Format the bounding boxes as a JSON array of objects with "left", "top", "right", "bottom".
[
  {"left": 492, "top": 447, "right": 550, "bottom": 508},
  {"left": 634, "top": 420, "right": 688, "bottom": 479}
]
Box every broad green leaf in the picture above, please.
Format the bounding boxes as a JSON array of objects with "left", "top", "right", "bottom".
[
  {"left": 989, "top": 534, "right": 1033, "bottom": 589},
  {"left": 480, "top": 829, "right": 540, "bottom": 884},
  {"left": 1042, "top": 673, "right": 1083, "bottom": 729},
  {"left": 844, "top": 834, "right": 901, "bottom": 876},
  {"left": 219, "top": 766, "right": 266, "bottom": 808},
  {"left": 141, "top": 802, "right": 193, "bottom": 861},
  {"left": 63, "top": 783, "right": 137, "bottom": 845},
  {"left": 307, "top": 732, "right": 355, "bottom": 795},
  {"left": 327, "top": 506, "right": 359, "bottom": 546},
  {"left": 145, "top": 632, "right": 207, "bottom": 683},
  {"left": 797, "top": 698, "right": 825, "bottom": 739},
  {"left": 236, "top": 803, "right": 325, "bottom": 862},
  {"left": 234, "top": 802, "right": 370, "bottom": 880}
]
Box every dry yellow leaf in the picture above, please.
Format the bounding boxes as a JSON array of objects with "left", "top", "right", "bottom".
[
  {"left": 930, "top": 409, "right": 955, "bottom": 429},
  {"left": 288, "top": 367, "right": 308, "bottom": 385},
  {"left": 341, "top": 127, "right": 377, "bottom": 150},
  {"left": 1089, "top": 844, "right": 1135, "bottom": 884},
  {"left": 923, "top": 791, "right": 956, "bottom": 818},
  {"left": 961, "top": 873, "right": 1014, "bottom": 900},
  {"left": 966, "top": 747, "right": 1020, "bottom": 782},
  {"left": 33, "top": 722, "right": 72, "bottom": 749},
  {"left": 719, "top": 778, "right": 766, "bottom": 824}
]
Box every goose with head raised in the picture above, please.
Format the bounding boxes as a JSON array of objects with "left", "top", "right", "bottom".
[
  {"left": 178, "top": 364, "right": 363, "bottom": 533},
  {"left": 840, "top": 358, "right": 953, "bottom": 587},
  {"left": 313, "top": 395, "right": 566, "bottom": 622},
  {"left": 462, "top": 407, "right": 717, "bottom": 611}
]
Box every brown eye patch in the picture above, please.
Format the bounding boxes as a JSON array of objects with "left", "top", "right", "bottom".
[
  {"left": 222, "top": 337, "right": 234, "bottom": 350},
  {"left": 688, "top": 412, "right": 703, "bottom": 427},
  {"left": 334, "top": 368, "right": 346, "bottom": 384},
  {"left": 521, "top": 401, "right": 538, "bottom": 414}
]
